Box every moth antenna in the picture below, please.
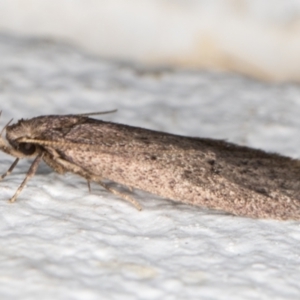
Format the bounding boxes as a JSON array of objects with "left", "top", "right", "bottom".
[
  {"left": 0, "top": 118, "right": 13, "bottom": 137},
  {"left": 76, "top": 109, "right": 117, "bottom": 117}
]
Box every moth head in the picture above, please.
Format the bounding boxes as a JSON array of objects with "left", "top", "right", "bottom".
[{"left": 5, "top": 119, "right": 39, "bottom": 156}]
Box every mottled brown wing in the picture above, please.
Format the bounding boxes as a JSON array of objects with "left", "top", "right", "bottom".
[{"left": 36, "top": 117, "right": 300, "bottom": 219}]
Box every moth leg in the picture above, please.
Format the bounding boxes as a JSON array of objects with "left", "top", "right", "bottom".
[
  {"left": 0, "top": 158, "right": 19, "bottom": 181},
  {"left": 50, "top": 156, "right": 142, "bottom": 210},
  {"left": 96, "top": 180, "right": 142, "bottom": 211},
  {"left": 42, "top": 152, "right": 68, "bottom": 175},
  {"left": 87, "top": 181, "right": 91, "bottom": 192},
  {"left": 44, "top": 153, "right": 92, "bottom": 193},
  {"left": 10, "top": 153, "right": 43, "bottom": 203}
]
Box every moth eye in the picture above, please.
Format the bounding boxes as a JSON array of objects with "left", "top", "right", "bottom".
[{"left": 18, "top": 143, "right": 36, "bottom": 155}]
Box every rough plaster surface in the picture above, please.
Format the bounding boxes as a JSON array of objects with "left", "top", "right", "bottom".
[{"left": 0, "top": 35, "right": 300, "bottom": 299}]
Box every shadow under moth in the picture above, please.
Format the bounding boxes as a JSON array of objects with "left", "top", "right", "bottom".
[{"left": 0, "top": 111, "right": 299, "bottom": 220}]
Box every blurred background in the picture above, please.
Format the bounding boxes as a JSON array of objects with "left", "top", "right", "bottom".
[{"left": 1, "top": 0, "right": 300, "bottom": 82}]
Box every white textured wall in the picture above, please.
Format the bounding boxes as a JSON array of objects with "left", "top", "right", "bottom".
[{"left": 0, "top": 0, "right": 300, "bottom": 81}]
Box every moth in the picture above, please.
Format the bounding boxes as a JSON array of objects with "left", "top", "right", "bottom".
[{"left": 0, "top": 111, "right": 300, "bottom": 220}]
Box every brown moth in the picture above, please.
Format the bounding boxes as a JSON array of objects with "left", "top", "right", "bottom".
[{"left": 0, "top": 111, "right": 300, "bottom": 220}]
